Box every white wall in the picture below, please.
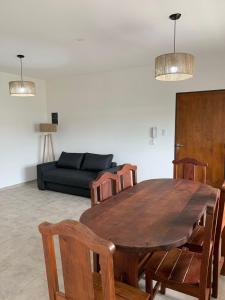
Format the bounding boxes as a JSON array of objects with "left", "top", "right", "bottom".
[
  {"left": 0, "top": 72, "right": 47, "bottom": 188},
  {"left": 46, "top": 54, "right": 225, "bottom": 181}
]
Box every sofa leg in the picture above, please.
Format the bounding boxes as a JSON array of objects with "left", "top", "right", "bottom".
[{"left": 37, "top": 181, "right": 45, "bottom": 190}]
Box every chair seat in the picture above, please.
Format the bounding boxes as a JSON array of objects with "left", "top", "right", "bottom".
[
  {"left": 145, "top": 248, "right": 202, "bottom": 285},
  {"left": 93, "top": 272, "right": 149, "bottom": 299}
]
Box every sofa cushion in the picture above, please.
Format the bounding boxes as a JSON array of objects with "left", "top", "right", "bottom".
[
  {"left": 57, "top": 152, "right": 84, "bottom": 169},
  {"left": 81, "top": 153, "right": 113, "bottom": 171},
  {"left": 43, "top": 168, "right": 97, "bottom": 188}
]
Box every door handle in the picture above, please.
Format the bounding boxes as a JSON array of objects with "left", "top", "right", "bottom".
[{"left": 175, "top": 144, "right": 184, "bottom": 148}]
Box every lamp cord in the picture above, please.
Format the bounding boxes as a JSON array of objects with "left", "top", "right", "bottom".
[
  {"left": 174, "top": 19, "right": 176, "bottom": 53},
  {"left": 20, "top": 57, "right": 23, "bottom": 82}
]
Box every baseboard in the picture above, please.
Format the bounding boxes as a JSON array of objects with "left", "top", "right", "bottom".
[{"left": 0, "top": 180, "right": 37, "bottom": 191}]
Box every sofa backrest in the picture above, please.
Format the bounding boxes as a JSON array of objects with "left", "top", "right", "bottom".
[{"left": 57, "top": 152, "right": 116, "bottom": 171}]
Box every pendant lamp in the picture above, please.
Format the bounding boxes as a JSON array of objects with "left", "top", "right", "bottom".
[
  {"left": 9, "top": 55, "right": 36, "bottom": 96},
  {"left": 155, "top": 13, "right": 194, "bottom": 81}
]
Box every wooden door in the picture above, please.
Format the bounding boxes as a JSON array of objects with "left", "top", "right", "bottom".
[{"left": 175, "top": 90, "right": 225, "bottom": 188}]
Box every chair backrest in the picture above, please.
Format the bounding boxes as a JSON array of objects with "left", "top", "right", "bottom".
[
  {"left": 90, "top": 172, "right": 119, "bottom": 206},
  {"left": 116, "top": 164, "right": 137, "bottom": 192},
  {"left": 200, "top": 192, "right": 220, "bottom": 292},
  {"left": 39, "top": 220, "right": 116, "bottom": 300},
  {"left": 214, "top": 186, "right": 225, "bottom": 256},
  {"left": 172, "top": 157, "right": 208, "bottom": 184}
]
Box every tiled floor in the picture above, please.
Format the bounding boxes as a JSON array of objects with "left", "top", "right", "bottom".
[{"left": 0, "top": 182, "right": 224, "bottom": 299}]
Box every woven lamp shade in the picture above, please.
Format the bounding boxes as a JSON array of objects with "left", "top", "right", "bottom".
[
  {"left": 40, "top": 123, "right": 57, "bottom": 133},
  {"left": 155, "top": 53, "right": 194, "bottom": 81},
  {"left": 9, "top": 81, "right": 36, "bottom": 96}
]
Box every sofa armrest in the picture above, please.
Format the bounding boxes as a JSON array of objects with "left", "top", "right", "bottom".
[
  {"left": 98, "top": 165, "right": 122, "bottom": 176},
  {"left": 37, "top": 161, "right": 57, "bottom": 190},
  {"left": 111, "top": 162, "right": 117, "bottom": 168}
]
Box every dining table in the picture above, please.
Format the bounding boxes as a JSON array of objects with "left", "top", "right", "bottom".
[{"left": 80, "top": 178, "right": 219, "bottom": 287}]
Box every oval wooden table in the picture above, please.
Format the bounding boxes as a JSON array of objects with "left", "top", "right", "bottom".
[{"left": 80, "top": 179, "right": 219, "bottom": 286}]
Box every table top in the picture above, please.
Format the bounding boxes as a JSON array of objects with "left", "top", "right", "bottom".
[{"left": 80, "top": 179, "right": 219, "bottom": 252}]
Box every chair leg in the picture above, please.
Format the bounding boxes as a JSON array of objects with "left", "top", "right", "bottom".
[
  {"left": 145, "top": 272, "right": 153, "bottom": 297},
  {"left": 160, "top": 283, "right": 166, "bottom": 294},
  {"left": 212, "top": 247, "right": 219, "bottom": 298},
  {"left": 199, "top": 292, "right": 210, "bottom": 300},
  {"left": 221, "top": 229, "right": 225, "bottom": 275},
  {"left": 206, "top": 256, "right": 213, "bottom": 300},
  {"left": 221, "top": 262, "right": 225, "bottom": 276}
]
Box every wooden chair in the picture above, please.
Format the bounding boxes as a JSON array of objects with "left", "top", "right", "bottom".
[
  {"left": 116, "top": 164, "right": 137, "bottom": 192},
  {"left": 221, "top": 182, "right": 225, "bottom": 276},
  {"left": 90, "top": 172, "right": 119, "bottom": 207},
  {"left": 173, "top": 157, "right": 208, "bottom": 184},
  {"left": 144, "top": 201, "right": 219, "bottom": 300},
  {"left": 115, "top": 163, "right": 149, "bottom": 285},
  {"left": 90, "top": 168, "right": 148, "bottom": 281},
  {"left": 39, "top": 220, "right": 150, "bottom": 300},
  {"left": 90, "top": 172, "right": 119, "bottom": 272},
  {"left": 184, "top": 189, "right": 223, "bottom": 298}
]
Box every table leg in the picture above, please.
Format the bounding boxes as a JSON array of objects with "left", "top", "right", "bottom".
[
  {"left": 113, "top": 250, "right": 151, "bottom": 288},
  {"left": 113, "top": 251, "right": 140, "bottom": 287}
]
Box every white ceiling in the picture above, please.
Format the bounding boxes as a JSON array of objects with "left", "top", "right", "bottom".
[{"left": 0, "top": 0, "right": 225, "bottom": 79}]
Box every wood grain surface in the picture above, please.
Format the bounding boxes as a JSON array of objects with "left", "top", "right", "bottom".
[
  {"left": 175, "top": 90, "right": 225, "bottom": 188},
  {"left": 80, "top": 179, "right": 219, "bottom": 253}
]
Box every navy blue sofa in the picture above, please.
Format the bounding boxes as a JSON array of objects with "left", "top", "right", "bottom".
[{"left": 37, "top": 152, "right": 120, "bottom": 198}]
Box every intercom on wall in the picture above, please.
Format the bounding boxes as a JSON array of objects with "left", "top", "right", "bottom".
[{"left": 150, "top": 126, "right": 157, "bottom": 145}]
